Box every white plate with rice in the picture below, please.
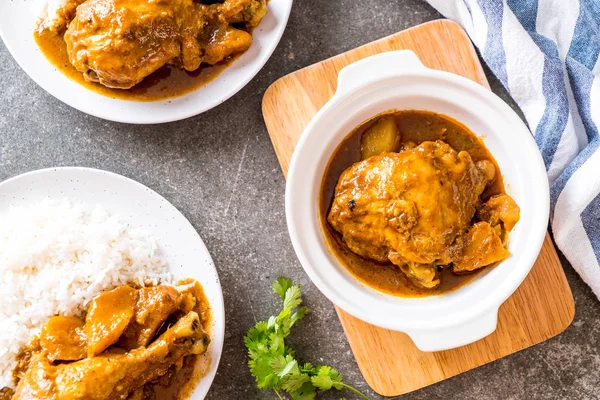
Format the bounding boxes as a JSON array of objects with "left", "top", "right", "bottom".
[
  {"left": 0, "top": 0, "right": 293, "bottom": 124},
  {"left": 0, "top": 167, "right": 225, "bottom": 398}
]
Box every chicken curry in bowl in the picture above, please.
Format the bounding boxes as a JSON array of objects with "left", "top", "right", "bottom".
[
  {"left": 1, "top": 279, "right": 211, "bottom": 400},
  {"left": 321, "top": 110, "right": 520, "bottom": 297},
  {"left": 34, "top": 0, "right": 268, "bottom": 101}
]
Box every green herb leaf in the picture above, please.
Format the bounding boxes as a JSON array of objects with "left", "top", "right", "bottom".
[
  {"left": 289, "top": 381, "right": 317, "bottom": 400},
  {"left": 290, "top": 306, "right": 309, "bottom": 328},
  {"left": 273, "top": 277, "right": 293, "bottom": 300},
  {"left": 283, "top": 285, "right": 303, "bottom": 310},
  {"left": 311, "top": 366, "right": 344, "bottom": 390},
  {"left": 249, "top": 356, "right": 279, "bottom": 389},
  {"left": 271, "top": 355, "right": 299, "bottom": 377},
  {"left": 244, "top": 277, "right": 370, "bottom": 399},
  {"left": 281, "top": 374, "right": 310, "bottom": 392}
]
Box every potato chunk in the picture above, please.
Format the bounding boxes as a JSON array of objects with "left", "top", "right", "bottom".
[
  {"left": 85, "top": 285, "right": 137, "bottom": 357},
  {"left": 40, "top": 316, "right": 86, "bottom": 362},
  {"left": 360, "top": 116, "right": 401, "bottom": 159}
]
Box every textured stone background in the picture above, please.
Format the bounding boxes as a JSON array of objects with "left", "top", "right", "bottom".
[{"left": 1, "top": 0, "right": 600, "bottom": 399}]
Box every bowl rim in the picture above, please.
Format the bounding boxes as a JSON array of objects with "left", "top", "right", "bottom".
[
  {"left": 285, "top": 52, "right": 550, "bottom": 336},
  {"left": 0, "top": 0, "right": 294, "bottom": 124}
]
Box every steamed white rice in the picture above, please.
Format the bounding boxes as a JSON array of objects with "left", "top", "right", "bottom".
[{"left": 0, "top": 200, "right": 171, "bottom": 388}]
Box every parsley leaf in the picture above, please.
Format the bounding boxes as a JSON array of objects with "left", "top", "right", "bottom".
[
  {"left": 244, "top": 277, "right": 370, "bottom": 399},
  {"left": 311, "top": 366, "right": 344, "bottom": 390},
  {"left": 283, "top": 285, "right": 303, "bottom": 310},
  {"left": 282, "top": 374, "right": 310, "bottom": 392},
  {"left": 273, "top": 277, "right": 293, "bottom": 300}
]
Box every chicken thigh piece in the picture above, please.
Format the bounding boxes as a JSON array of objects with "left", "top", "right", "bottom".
[
  {"left": 62, "top": 0, "right": 267, "bottom": 89},
  {"left": 64, "top": 0, "right": 206, "bottom": 89},
  {"left": 13, "top": 311, "right": 210, "bottom": 400},
  {"left": 117, "top": 285, "right": 183, "bottom": 350},
  {"left": 328, "top": 141, "right": 493, "bottom": 288}
]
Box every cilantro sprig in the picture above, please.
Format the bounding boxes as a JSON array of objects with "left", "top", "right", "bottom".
[{"left": 244, "top": 277, "right": 370, "bottom": 399}]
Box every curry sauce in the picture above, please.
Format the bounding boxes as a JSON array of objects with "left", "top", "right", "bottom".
[
  {"left": 34, "top": 29, "right": 233, "bottom": 102},
  {"left": 320, "top": 110, "right": 507, "bottom": 297},
  {"left": 149, "top": 279, "right": 213, "bottom": 400}
]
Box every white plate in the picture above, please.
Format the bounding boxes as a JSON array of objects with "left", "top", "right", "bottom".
[
  {"left": 0, "top": 167, "right": 225, "bottom": 399},
  {"left": 0, "top": 0, "right": 293, "bottom": 124}
]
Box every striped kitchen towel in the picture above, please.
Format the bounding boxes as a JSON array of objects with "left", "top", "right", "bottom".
[{"left": 425, "top": 0, "right": 600, "bottom": 298}]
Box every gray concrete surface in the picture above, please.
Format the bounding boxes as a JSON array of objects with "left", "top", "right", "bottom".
[{"left": 1, "top": 0, "right": 600, "bottom": 399}]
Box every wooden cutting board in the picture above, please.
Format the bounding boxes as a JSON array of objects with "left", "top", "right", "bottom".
[{"left": 262, "top": 19, "right": 575, "bottom": 396}]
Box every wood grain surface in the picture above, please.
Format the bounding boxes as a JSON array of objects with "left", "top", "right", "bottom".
[{"left": 262, "top": 19, "right": 575, "bottom": 397}]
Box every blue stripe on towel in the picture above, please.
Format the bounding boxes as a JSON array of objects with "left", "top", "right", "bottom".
[
  {"left": 549, "top": 0, "right": 600, "bottom": 216},
  {"left": 506, "top": 0, "right": 537, "bottom": 32},
  {"left": 477, "top": 0, "right": 508, "bottom": 86},
  {"left": 566, "top": 0, "right": 600, "bottom": 145},
  {"left": 550, "top": 66, "right": 597, "bottom": 217},
  {"left": 567, "top": 61, "right": 599, "bottom": 146},
  {"left": 551, "top": 139, "right": 600, "bottom": 216},
  {"left": 581, "top": 192, "right": 600, "bottom": 264},
  {"left": 520, "top": 33, "right": 569, "bottom": 169},
  {"left": 508, "top": 0, "right": 569, "bottom": 169},
  {"left": 568, "top": 0, "right": 600, "bottom": 69}
]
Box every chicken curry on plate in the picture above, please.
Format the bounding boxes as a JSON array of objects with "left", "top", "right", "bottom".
[
  {"left": 1, "top": 279, "right": 211, "bottom": 400},
  {"left": 34, "top": 0, "right": 267, "bottom": 101},
  {"left": 321, "top": 110, "right": 520, "bottom": 297}
]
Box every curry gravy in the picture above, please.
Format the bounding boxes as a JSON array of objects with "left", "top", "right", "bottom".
[
  {"left": 150, "top": 279, "right": 213, "bottom": 400},
  {"left": 320, "top": 110, "right": 505, "bottom": 297},
  {"left": 34, "top": 29, "right": 234, "bottom": 102}
]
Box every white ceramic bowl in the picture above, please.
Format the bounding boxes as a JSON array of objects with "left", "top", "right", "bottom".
[
  {"left": 286, "top": 50, "right": 549, "bottom": 352},
  {"left": 0, "top": 0, "right": 293, "bottom": 124},
  {"left": 0, "top": 167, "right": 225, "bottom": 398}
]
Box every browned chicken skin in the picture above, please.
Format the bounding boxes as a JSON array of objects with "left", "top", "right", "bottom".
[
  {"left": 0, "top": 387, "right": 15, "bottom": 400},
  {"left": 328, "top": 140, "right": 515, "bottom": 289},
  {"left": 51, "top": 0, "right": 267, "bottom": 89},
  {"left": 118, "top": 285, "right": 184, "bottom": 349}
]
